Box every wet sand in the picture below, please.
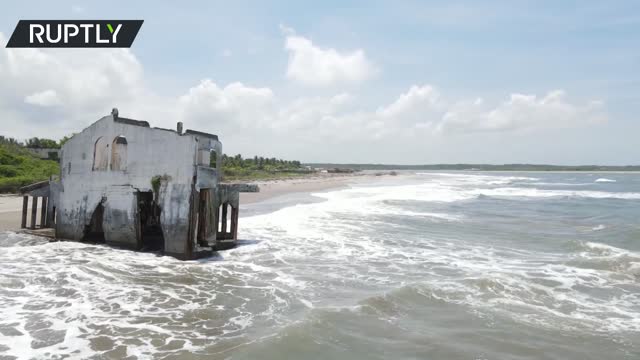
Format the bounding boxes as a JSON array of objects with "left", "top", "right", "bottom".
[{"left": 0, "top": 196, "right": 28, "bottom": 231}]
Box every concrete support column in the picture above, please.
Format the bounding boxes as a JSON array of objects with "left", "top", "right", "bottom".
[
  {"left": 21, "top": 196, "right": 29, "bottom": 228},
  {"left": 40, "top": 197, "right": 48, "bottom": 228},
  {"left": 30, "top": 196, "right": 38, "bottom": 229},
  {"left": 231, "top": 206, "right": 239, "bottom": 240},
  {"left": 221, "top": 203, "right": 228, "bottom": 234},
  {"left": 46, "top": 204, "right": 54, "bottom": 228}
]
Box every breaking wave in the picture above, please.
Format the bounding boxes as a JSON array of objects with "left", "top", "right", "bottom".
[
  {"left": 0, "top": 232, "right": 305, "bottom": 359},
  {"left": 239, "top": 173, "right": 640, "bottom": 335}
]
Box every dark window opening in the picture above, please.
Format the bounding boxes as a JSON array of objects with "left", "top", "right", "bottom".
[
  {"left": 47, "top": 152, "right": 59, "bottom": 161},
  {"left": 209, "top": 150, "right": 217, "bottom": 168}
]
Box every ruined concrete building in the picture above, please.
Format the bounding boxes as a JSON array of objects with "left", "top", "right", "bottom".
[{"left": 21, "top": 110, "right": 257, "bottom": 259}]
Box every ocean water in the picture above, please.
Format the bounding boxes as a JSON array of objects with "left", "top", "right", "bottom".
[{"left": 0, "top": 171, "right": 639, "bottom": 359}]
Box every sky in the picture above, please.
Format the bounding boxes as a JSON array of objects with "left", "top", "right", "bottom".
[{"left": 0, "top": 0, "right": 638, "bottom": 165}]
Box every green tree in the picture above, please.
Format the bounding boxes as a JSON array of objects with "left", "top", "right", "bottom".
[
  {"left": 59, "top": 133, "right": 76, "bottom": 147},
  {"left": 25, "top": 138, "right": 60, "bottom": 149}
]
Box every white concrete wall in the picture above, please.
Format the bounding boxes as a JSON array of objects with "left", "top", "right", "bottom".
[{"left": 54, "top": 115, "right": 221, "bottom": 257}]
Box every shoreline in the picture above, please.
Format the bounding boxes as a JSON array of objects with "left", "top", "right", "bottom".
[
  {"left": 1, "top": 168, "right": 631, "bottom": 232},
  {"left": 0, "top": 172, "right": 381, "bottom": 232}
]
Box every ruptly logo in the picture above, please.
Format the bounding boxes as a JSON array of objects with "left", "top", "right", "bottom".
[{"left": 5, "top": 20, "right": 143, "bottom": 48}]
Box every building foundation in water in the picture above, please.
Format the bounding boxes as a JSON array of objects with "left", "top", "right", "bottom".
[{"left": 20, "top": 110, "right": 258, "bottom": 260}]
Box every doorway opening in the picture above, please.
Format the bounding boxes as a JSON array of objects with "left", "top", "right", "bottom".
[
  {"left": 83, "top": 201, "right": 105, "bottom": 243},
  {"left": 136, "top": 191, "right": 164, "bottom": 251}
]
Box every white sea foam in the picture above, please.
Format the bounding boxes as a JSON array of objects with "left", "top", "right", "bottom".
[
  {"left": 0, "top": 233, "right": 303, "bottom": 358},
  {"left": 417, "top": 173, "right": 540, "bottom": 186},
  {"left": 2, "top": 172, "right": 639, "bottom": 358},
  {"left": 595, "top": 178, "right": 617, "bottom": 183},
  {"left": 468, "top": 187, "right": 640, "bottom": 200},
  {"left": 530, "top": 182, "right": 592, "bottom": 186},
  {"left": 239, "top": 174, "right": 640, "bottom": 334}
]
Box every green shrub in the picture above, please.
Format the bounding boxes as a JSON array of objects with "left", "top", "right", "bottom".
[
  {"left": 0, "top": 165, "right": 18, "bottom": 177},
  {"left": 0, "top": 143, "right": 59, "bottom": 193}
]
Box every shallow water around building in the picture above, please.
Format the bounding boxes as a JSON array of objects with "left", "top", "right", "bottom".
[{"left": 1, "top": 172, "right": 639, "bottom": 359}]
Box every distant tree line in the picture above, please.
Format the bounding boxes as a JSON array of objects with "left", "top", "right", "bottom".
[
  {"left": 213, "top": 153, "right": 302, "bottom": 171},
  {"left": 213, "top": 153, "right": 307, "bottom": 181},
  {"left": 0, "top": 135, "right": 75, "bottom": 149}
]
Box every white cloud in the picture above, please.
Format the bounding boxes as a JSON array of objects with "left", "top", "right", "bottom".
[
  {"left": 0, "top": 30, "right": 608, "bottom": 162},
  {"left": 178, "top": 79, "right": 275, "bottom": 131},
  {"left": 377, "top": 85, "right": 439, "bottom": 118},
  {"left": 0, "top": 31, "right": 149, "bottom": 137},
  {"left": 2, "top": 47, "right": 143, "bottom": 111},
  {"left": 376, "top": 85, "right": 443, "bottom": 131},
  {"left": 24, "top": 89, "right": 61, "bottom": 107},
  {"left": 265, "top": 85, "right": 607, "bottom": 142},
  {"left": 274, "top": 93, "right": 355, "bottom": 133},
  {"left": 283, "top": 27, "right": 376, "bottom": 87},
  {"left": 221, "top": 49, "right": 232, "bottom": 57},
  {"left": 438, "top": 90, "right": 607, "bottom": 133}
]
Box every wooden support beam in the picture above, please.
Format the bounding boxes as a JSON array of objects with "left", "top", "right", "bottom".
[
  {"left": 40, "top": 197, "right": 48, "bottom": 228},
  {"left": 21, "top": 196, "right": 28, "bottom": 228},
  {"left": 221, "top": 203, "right": 228, "bottom": 234},
  {"left": 30, "top": 196, "right": 38, "bottom": 230}
]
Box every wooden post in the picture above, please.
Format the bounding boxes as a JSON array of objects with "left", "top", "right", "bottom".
[
  {"left": 30, "top": 196, "right": 38, "bottom": 230},
  {"left": 231, "top": 206, "right": 239, "bottom": 240},
  {"left": 40, "top": 197, "right": 47, "bottom": 228},
  {"left": 221, "top": 203, "right": 228, "bottom": 234},
  {"left": 21, "top": 196, "right": 28, "bottom": 228}
]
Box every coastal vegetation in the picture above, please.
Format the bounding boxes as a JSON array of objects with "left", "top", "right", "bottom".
[
  {"left": 2, "top": 133, "right": 638, "bottom": 193},
  {"left": 0, "top": 135, "right": 308, "bottom": 192},
  {"left": 0, "top": 136, "right": 59, "bottom": 192},
  {"left": 215, "top": 154, "right": 309, "bottom": 181}
]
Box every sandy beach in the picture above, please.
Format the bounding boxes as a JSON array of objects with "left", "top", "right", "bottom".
[
  {"left": 0, "top": 172, "right": 377, "bottom": 231},
  {"left": 239, "top": 172, "right": 367, "bottom": 204},
  {"left": 0, "top": 195, "right": 32, "bottom": 232}
]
